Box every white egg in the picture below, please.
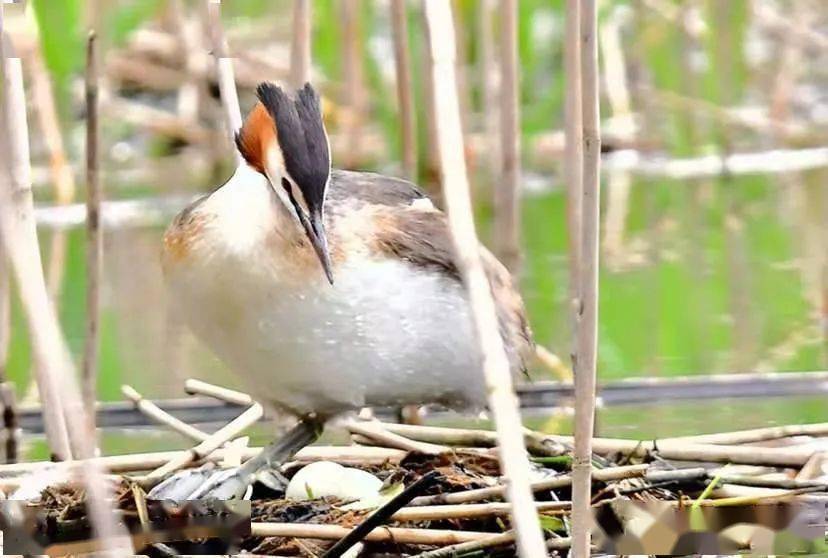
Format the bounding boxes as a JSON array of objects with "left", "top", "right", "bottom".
[{"left": 286, "top": 461, "right": 382, "bottom": 502}]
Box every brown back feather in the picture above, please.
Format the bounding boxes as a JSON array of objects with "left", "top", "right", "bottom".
[{"left": 372, "top": 203, "right": 535, "bottom": 374}]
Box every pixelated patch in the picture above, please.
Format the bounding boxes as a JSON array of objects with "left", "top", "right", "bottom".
[
  {"left": 593, "top": 498, "right": 827, "bottom": 555},
  {"left": 0, "top": 499, "right": 251, "bottom": 555}
]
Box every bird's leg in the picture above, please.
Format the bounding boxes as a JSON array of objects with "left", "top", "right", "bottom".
[
  {"left": 239, "top": 414, "right": 324, "bottom": 478},
  {"left": 183, "top": 415, "right": 324, "bottom": 500}
]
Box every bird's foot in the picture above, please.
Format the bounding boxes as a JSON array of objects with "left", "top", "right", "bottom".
[{"left": 148, "top": 416, "right": 324, "bottom": 502}]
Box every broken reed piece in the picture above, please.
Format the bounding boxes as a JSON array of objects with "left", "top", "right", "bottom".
[
  {"left": 379, "top": 422, "right": 564, "bottom": 457},
  {"left": 345, "top": 421, "right": 448, "bottom": 455},
  {"left": 409, "top": 464, "right": 648, "bottom": 506},
  {"left": 391, "top": 501, "right": 571, "bottom": 522},
  {"left": 251, "top": 523, "right": 496, "bottom": 546},
  {"left": 535, "top": 344, "right": 574, "bottom": 382},
  {"left": 411, "top": 531, "right": 562, "bottom": 558},
  {"left": 183, "top": 378, "right": 255, "bottom": 406},
  {"left": 121, "top": 385, "right": 209, "bottom": 442},
  {"left": 664, "top": 422, "right": 828, "bottom": 445},
  {"left": 143, "top": 402, "right": 263, "bottom": 483}
]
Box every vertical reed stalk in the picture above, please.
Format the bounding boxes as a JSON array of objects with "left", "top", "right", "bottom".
[
  {"left": 172, "top": 0, "right": 203, "bottom": 123},
  {"left": 419, "top": 5, "right": 439, "bottom": 185},
  {"left": 495, "top": 0, "right": 521, "bottom": 273},
  {"left": 390, "top": 0, "right": 417, "bottom": 180},
  {"left": 206, "top": 0, "right": 242, "bottom": 164},
  {"left": 341, "top": 0, "right": 364, "bottom": 168},
  {"left": 2, "top": 14, "right": 132, "bottom": 551},
  {"left": 290, "top": 0, "right": 312, "bottom": 88},
  {"left": 28, "top": 44, "right": 76, "bottom": 302},
  {"left": 477, "top": 0, "right": 500, "bottom": 180},
  {"left": 83, "top": 31, "right": 102, "bottom": 427},
  {"left": 564, "top": 0, "right": 583, "bottom": 319},
  {"left": 571, "top": 0, "right": 601, "bottom": 556},
  {"left": 599, "top": 7, "right": 633, "bottom": 268},
  {"left": 0, "top": 16, "right": 72, "bottom": 461},
  {"left": 0, "top": 240, "right": 7, "bottom": 384},
  {"left": 422, "top": 2, "right": 546, "bottom": 556}
]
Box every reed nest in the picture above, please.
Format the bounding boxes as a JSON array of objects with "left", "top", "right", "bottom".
[{"left": 3, "top": 381, "right": 827, "bottom": 557}]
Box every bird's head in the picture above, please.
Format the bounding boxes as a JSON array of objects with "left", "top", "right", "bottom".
[{"left": 235, "top": 82, "right": 334, "bottom": 284}]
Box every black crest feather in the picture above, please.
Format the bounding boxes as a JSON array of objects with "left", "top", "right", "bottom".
[{"left": 256, "top": 82, "right": 330, "bottom": 211}]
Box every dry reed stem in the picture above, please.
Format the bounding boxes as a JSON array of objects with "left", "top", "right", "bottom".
[
  {"left": 121, "top": 385, "right": 209, "bottom": 442},
  {"left": 564, "top": 0, "right": 583, "bottom": 315},
  {"left": 289, "top": 0, "right": 312, "bottom": 88},
  {"left": 477, "top": 0, "right": 500, "bottom": 179},
  {"left": 340, "top": 0, "right": 365, "bottom": 169},
  {"left": 555, "top": 436, "right": 816, "bottom": 467},
  {"left": 144, "top": 402, "right": 263, "bottom": 482},
  {"left": 345, "top": 421, "right": 447, "bottom": 455},
  {"left": 535, "top": 344, "right": 573, "bottom": 382},
  {"left": 599, "top": 7, "right": 633, "bottom": 267},
  {"left": 251, "top": 523, "right": 495, "bottom": 545},
  {"left": 665, "top": 422, "right": 828, "bottom": 445},
  {"left": 184, "top": 378, "right": 255, "bottom": 406},
  {"left": 0, "top": 18, "right": 72, "bottom": 460},
  {"left": 410, "top": 464, "right": 647, "bottom": 506},
  {"left": 419, "top": 5, "right": 439, "bottom": 181},
  {"left": 494, "top": 0, "right": 522, "bottom": 273},
  {"left": 171, "top": 0, "right": 203, "bottom": 123},
  {"left": 390, "top": 0, "right": 417, "bottom": 180},
  {"left": 413, "top": 530, "right": 517, "bottom": 558},
  {"left": 392, "top": 501, "right": 571, "bottom": 522},
  {"left": 0, "top": 445, "right": 405, "bottom": 478},
  {"left": 205, "top": 0, "right": 242, "bottom": 164},
  {"left": 105, "top": 96, "right": 213, "bottom": 144},
  {"left": 28, "top": 42, "right": 76, "bottom": 302},
  {"left": 0, "top": 241, "right": 8, "bottom": 383},
  {"left": 83, "top": 31, "right": 103, "bottom": 423},
  {"left": 571, "top": 0, "right": 601, "bottom": 555},
  {"left": 378, "top": 422, "right": 563, "bottom": 456},
  {"left": 0, "top": 19, "right": 131, "bottom": 553},
  {"left": 422, "top": 1, "right": 547, "bottom": 555}
]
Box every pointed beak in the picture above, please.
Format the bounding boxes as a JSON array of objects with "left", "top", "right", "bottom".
[{"left": 301, "top": 208, "right": 334, "bottom": 285}]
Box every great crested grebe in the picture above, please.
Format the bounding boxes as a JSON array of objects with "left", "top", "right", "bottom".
[{"left": 160, "top": 82, "right": 533, "bottom": 498}]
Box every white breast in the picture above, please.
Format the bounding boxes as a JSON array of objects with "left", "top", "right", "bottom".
[{"left": 165, "top": 167, "right": 487, "bottom": 416}]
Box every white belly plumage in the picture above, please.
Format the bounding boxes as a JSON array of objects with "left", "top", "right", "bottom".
[{"left": 168, "top": 255, "right": 487, "bottom": 416}]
